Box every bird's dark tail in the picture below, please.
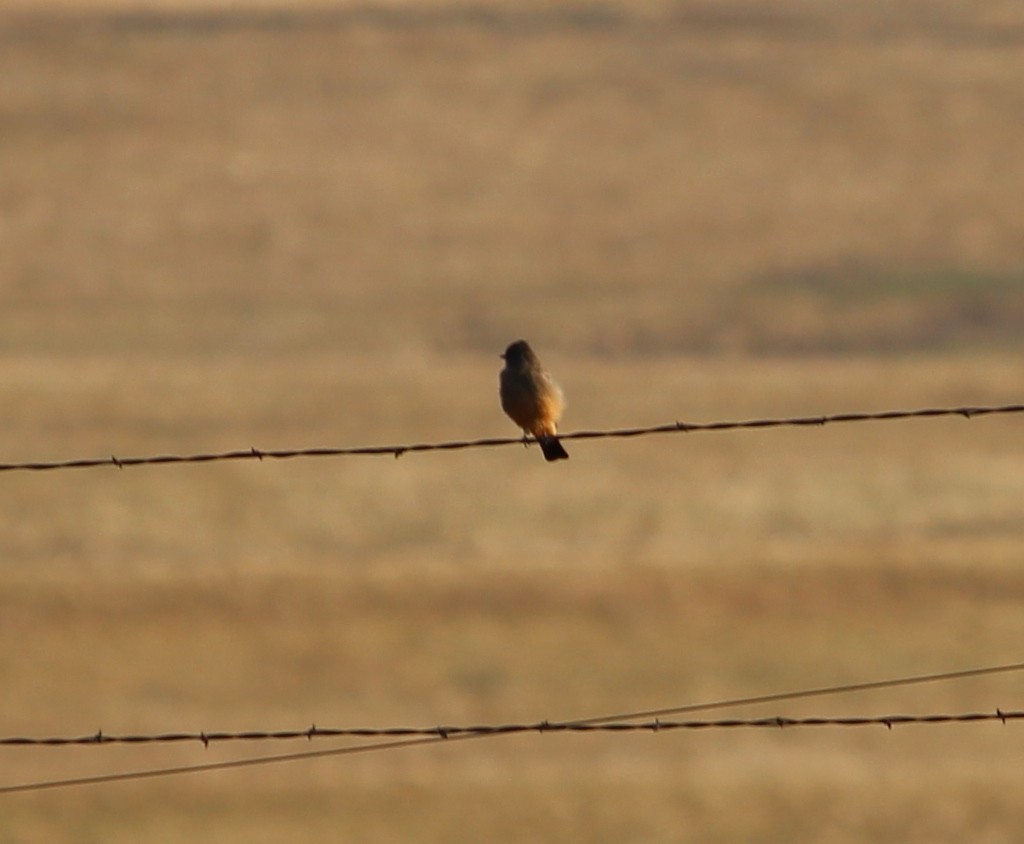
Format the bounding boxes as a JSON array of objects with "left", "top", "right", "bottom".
[{"left": 539, "top": 436, "right": 569, "bottom": 462}]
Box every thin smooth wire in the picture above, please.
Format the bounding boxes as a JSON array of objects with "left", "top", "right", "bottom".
[
  {"left": 567, "top": 659, "right": 1024, "bottom": 726},
  {"left": 3, "top": 660, "right": 1022, "bottom": 794},
  {"left": 0, "top": 403, "right": 1020, "bottom": 473},
  {"left": 0, "top": 735, "right": 447, "bottom": 794}
]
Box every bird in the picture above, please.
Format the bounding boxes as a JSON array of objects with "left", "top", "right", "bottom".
[{"left": 499, "top": 340, "right": 569, "bottom": 462}]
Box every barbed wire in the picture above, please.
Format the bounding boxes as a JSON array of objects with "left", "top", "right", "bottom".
[
  {"left": 2, "top": 709, "right": 1021, "bottom": 796},
  {"left": 0, "top": 403, "right": 1020, "bottom": 474},
  {"left": 7, "top": 659, "right": 1022, "bottom": 750},
  {"left": 3, "top": 660, "right": 1022, "bottom": 794},
  {"left": 4, "top": 709, "right": 1022, "bottom": 750}
]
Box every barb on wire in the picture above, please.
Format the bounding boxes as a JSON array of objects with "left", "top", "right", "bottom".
[
  {"left": 0, "top": 403, "right": 1020, "bottom": 474},
  {"left": 3, "top": 709, "right": 1022, "bottom": 749}
]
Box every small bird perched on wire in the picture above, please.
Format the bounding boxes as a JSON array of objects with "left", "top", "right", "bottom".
[{"left": 499, "top": 339, "right": 569, "bottom": 462}]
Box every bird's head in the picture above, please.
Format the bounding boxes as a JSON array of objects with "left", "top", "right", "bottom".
[{"left": 501, "top": 339, "right": 535, "bottom": 367}]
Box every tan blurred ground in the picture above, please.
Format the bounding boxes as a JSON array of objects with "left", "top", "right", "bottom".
[{"left": 2, "top": 2, "right": 1024, "bottom": 841}]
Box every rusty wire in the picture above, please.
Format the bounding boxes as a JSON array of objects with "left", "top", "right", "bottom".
[{"left": 0, "top": 403, "right": 1020, "bottom": 473}]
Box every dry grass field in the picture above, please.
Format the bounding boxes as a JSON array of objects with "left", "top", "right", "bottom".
[{"left": 2, "top": 1, "right": 1024, "bottom": 841}]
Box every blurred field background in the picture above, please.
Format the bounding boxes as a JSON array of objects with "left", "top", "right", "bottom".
[{"left": 2, "top": 1, "right": 1024, "bottom": 841}]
